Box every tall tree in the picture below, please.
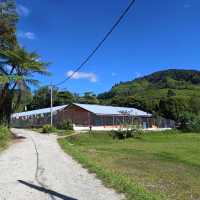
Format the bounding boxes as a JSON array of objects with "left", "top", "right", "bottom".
[
  {"left": 78, "top": 92, "right": 99, "bottom": 104},
  {"left": 29, "top": 86, "right": 52, "bottom": 110},
  {"left": 0, "top": 47, "right": 48, "bottom": 124},
  {"left": 54, "top": 90, "right": 74, "bottom": 106},
  {"left": 0, "top": 0, "right": 49, "bottom": 125},
  {"left": 29, "top": 87, "right": 75, "bottom": 110}
]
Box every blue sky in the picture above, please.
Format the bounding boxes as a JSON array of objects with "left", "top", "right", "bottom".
[{"left": 16, "top": 0, "right": 200, "bottom": 94}]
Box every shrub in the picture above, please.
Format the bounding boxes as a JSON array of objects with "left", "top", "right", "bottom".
[
  {"left": 179, "top": 112, "right": 200, "bottom": 133},
  {"left": 0, "top": 126, "right": 10, "bottom": 148},
  {"left": 112, "top": 128, "right": 143, "bottom": 139},
  {"left": 56, "top": 120, "right": 73, "bottom": 130},
  {"left": 42, "top": 124, "right": 56, "bottom": 133},
  {"left": 0, "top": 126, "right": 9, "bottom": 139}
]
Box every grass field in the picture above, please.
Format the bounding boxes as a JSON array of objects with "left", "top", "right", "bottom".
[
  {"left": 0, "top": 126, "right": 11, "bottom": 152},
  {"left": 59, "top": 131, "right": 200, "bottom": 200}
]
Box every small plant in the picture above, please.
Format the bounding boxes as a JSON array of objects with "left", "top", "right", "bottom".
[
  {"left": 0, "top": 126, "right": 9, "bottom": 140},
  {"left": 112, "top": 121, "right": 143, "bottom": 140},
  {"left": 56, "top": 120, "right": 74, "bottom": 130},
  {"left": 132, "top": 129, "right": 144, "bottom": 139},
  {"left": 42, "top": 124, "right": 56, "bottom": 133},
  {"left": 0, "top": 126, "right": 10, "bottom": 149},
  {"left": 111, "top": 129, "right": 139, "bottom": 139}
]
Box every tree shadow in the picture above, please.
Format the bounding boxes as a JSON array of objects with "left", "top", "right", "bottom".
[
  {"left": 18, "top": 180, "right": 78, "bottom": 200},
  {"left": 11, "top": 132, "right": 26, "bottom": 140}
]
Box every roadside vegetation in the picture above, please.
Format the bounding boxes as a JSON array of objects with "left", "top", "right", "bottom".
[
  {"left": 34, "top": 127, "right": 74, "bottom": 136},
  {"left": 41, "top": 120, "right": 74, "bottom": 135},
  {"left": 42, "top": 124, "right": 57, "bottom": 133},
  {"left": 59, "top": 130, "right": 200, "bottom": 200},
  {"left": 0, "top": 126, "right": 11, "bottom": 151},
  {"left": 31, "top": 120, "right": 74, "bottom": 136}
]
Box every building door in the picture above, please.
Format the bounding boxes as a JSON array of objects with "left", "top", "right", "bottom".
[{"left": 143, "top": 121, "right": 147, "bottom": 129}]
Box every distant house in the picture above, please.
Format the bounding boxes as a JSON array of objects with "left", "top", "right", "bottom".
[{"left": 11, "top": 103, "right": 174, "bottom": 129}]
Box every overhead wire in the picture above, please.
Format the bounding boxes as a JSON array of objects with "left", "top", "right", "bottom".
[{"left": 54, "top": 0, "right": 136, "bottom": 86}]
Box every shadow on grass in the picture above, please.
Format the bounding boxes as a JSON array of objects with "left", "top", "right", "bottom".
[{"left": 18, "top": 180, "right": 77, "bottom": 200}]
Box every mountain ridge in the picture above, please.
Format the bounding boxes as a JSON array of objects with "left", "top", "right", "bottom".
[{"left": 98, "top": 69, "right": 200, "bottom": 121}]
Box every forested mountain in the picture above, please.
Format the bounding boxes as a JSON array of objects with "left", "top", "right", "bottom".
[{"left": 98, "top": 69, "right": 200, "bottom": 123}]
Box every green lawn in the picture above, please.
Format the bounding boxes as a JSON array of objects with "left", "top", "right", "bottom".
[
  {"left": 59, "top": 131, "right": 200, "bottom": 200},
  {"left": 0, "top": 126, "right": 11, "bottom": 152}
]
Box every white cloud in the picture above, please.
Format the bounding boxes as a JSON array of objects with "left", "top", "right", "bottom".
[
  {"left": 18, "top": 31, "right": 36, "bottom": 40},
  {"left": 67, "top": 70, "right": 97, "bottom": 82},
  {"left": 17, "top": 4, "right": 30, "bottom": 17}
]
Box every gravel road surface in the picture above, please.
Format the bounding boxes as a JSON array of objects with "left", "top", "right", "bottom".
[{"left": 0, "top": 129, "right": 124, "bottom": 200}]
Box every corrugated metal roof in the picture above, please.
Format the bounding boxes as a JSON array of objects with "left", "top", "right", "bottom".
[
  {"left": 12, "top": 103, "right": 151, "bottom": 118},
  {"left": 12, "top": 105, "right": 67, "bottom": 118},
  {"left": 74, "top": 103, "right": 151, "bottom": 117}
]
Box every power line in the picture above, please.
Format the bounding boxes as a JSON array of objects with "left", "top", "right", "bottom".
[{"left": 55, "top": 0, "right": 136, "bottom": 86}]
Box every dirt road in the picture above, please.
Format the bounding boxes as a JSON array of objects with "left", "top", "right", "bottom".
[{"left": 0, "top": 129, "right": 124, "bottom": 200}]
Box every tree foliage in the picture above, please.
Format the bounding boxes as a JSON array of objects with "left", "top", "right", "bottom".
[
  {"left": 28, "top": 86, "right": 75, "bottom": 110},
  {"left": 27, "top": 89, "right": 99, "bottom": 110},
  {"left": 77, "top": 92, "right": 99, "bottom": 104},
  {"left": 98, "top": 69, "right": 200, "bottom": 130},
  {"left": 0, "top": 0, "right": 18, "bottom": 49},
  {"left": 0, "top": 0, "right": 48, "bottom": 124}
]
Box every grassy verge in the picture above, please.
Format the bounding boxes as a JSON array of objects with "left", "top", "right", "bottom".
[
  {"left": 58, "top": 131, "right": 200, "bottom": 200},
  {"left": 52, "top": 129, "right": 74, "bottom": 137},
  {"left": 59, "top": 134, "right": 163, "bottom": 200},
  {"left": 0, "top": 126, "right": 11, "bottom": 152}
]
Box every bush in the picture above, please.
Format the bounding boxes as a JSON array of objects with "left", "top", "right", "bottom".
[
  {"left": 0, "top": 126, "right": 10, "bottom": 148},
  {"left": 179, "top": 112, "right": 200, "bottom": 132},
  {"left": 42, "top": 124, "right": 56, "bottom": 133},
  {"left": 111, "top": 128, "right": 143, "bottom": 139},
  {"left": 56, "top": 120, "right": 73, "bottom": 130},
  {"left": 0, "top": 126, "right": 9, "bottom": 139}
]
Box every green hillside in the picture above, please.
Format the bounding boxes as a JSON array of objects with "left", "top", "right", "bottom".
[{"left": 98, "top": 69, "right": 200, "bottom": 125}]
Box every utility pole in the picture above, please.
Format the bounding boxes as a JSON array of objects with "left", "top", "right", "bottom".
[{"left": 50, "top": 83, "right": 53, "bottom": 126}]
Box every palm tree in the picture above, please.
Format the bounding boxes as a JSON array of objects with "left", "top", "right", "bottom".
[
  {"left": 0, "top": 46, "right": 49, "bottom": 125},
  {"left": 0, "top": 0, "right": 18, "bottom": 50}
]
